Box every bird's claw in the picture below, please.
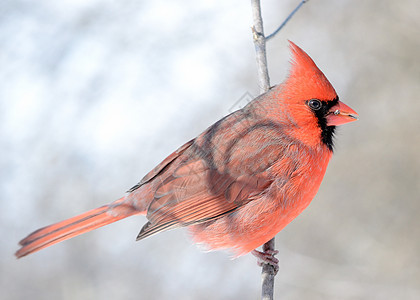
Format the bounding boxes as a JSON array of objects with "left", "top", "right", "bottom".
[{"left": 251, "top": 249, "right": 279, "bottom": 274}]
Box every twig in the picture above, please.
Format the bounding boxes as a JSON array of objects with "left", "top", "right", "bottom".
[
  {"left": 261, "top": 239, "right": 277, "bottom": 300},
  {"left": 250, "top": 1, "right": 275, "bottom": 299},
  {"left": 251, "top": 0, "right": 270, "bottom": 94},
  {"left": 266, "top": 0, "right": 309, "bottom": 41},
  {"left": 250, "top": 0, "right": 309, "bottom": 299}
]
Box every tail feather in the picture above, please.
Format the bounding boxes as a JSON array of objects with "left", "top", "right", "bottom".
[{"left": 15, "top": 197, "right": 140, "bottom": 258}]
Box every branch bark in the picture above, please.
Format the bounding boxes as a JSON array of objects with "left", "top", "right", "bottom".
[{"left": 251, "top": 0, "right": 270, "bottom": 94}]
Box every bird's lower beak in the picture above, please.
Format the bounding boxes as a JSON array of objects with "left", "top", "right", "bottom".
[{"left": 326, "top": 101, "right": 359, "bottom": 126}]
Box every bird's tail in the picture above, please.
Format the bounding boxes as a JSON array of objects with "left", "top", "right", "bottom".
[{"left": 15, "top": 197, "right": 141, "bottom": 258}]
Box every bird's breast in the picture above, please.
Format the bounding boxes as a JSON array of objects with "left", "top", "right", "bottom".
[
  {"left": 270, "top": 144, "right": 332, "bottom": 212},
  {"left": 189, "top": 145, "right": 332, "bottom": 256}
]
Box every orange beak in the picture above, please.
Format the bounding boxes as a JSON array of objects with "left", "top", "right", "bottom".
[{"left": 326, "top": 101, "right": 359, "bottom": 126}]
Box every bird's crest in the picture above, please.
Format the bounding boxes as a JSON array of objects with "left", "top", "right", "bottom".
[{"left": 284, "top": 41, "right": 337, "bottom": 101}]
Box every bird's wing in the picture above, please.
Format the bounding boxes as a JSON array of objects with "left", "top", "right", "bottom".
[
  {"left": 136, "top": 110, "right": 295, "bottom": 240},
  {"left": 127, "top": 139, "right": 195, "bottom": 192}
]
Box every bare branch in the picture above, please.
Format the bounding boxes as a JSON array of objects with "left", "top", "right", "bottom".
[
  {"left": 266, "top": 0, "right": 309, "bottom": 41},
  {"left": 261, "top": 239, "right": 277, "bottom": 300},
  {"left": 250, "top": 1, "right": 276, "bottom": 299},
  {"left": 250, "top": 0, "right": 308, "bottom": 298},
  {"left": 251, "top": 0, "right": 270, "bottom": 93}
]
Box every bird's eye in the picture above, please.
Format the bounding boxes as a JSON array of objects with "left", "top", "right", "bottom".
[{"left": 308, "top": 99, "right": 322, "bottom": 110}]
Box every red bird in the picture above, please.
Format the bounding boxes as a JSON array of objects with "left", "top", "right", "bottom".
[{"left": 15, "top": 42, "right": 358, "bottom": 263}]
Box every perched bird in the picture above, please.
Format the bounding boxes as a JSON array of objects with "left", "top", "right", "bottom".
[{"left": 15, "top": 42, "right": 358, "bottom": 267}]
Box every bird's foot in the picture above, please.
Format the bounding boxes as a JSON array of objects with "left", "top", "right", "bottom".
[{"left": 251, "top": 249, "right": 279, "bottom": 274}]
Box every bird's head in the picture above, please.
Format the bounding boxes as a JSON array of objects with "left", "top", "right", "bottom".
[{"left": 275, "top": 41, "right": 358, "bottom": 150}]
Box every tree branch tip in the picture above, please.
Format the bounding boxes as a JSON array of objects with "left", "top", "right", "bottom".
[{"left": 266, "top": 0, "right": 309, "bottom": 41}]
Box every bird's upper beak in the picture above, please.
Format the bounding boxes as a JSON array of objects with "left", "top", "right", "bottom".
[{"left": 326, "top": 101, "right": 359, "bottom": 126}]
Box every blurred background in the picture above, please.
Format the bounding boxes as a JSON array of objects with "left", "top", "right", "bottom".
[{"left": 2, "top": 0, "right": 419, "bottom": 299}]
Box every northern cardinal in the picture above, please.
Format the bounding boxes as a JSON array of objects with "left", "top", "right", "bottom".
[{"left": 15, "top": 42, "right": 358, "bottom": 263}]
